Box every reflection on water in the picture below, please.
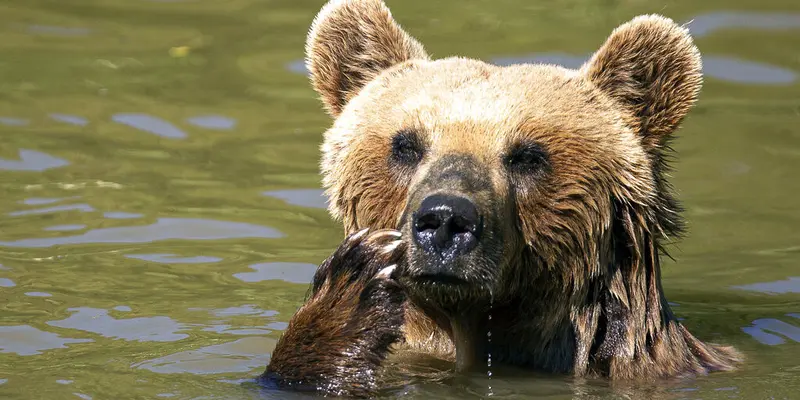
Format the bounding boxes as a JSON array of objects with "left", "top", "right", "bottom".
[
  {"left": 0, "top": 149, "right": 69, "bottom": 172},
  {"left": 702, "top": 56, "right": 796, "bottom": 84},
  {"left": 0, "top": 218, "right": 283, "bottom": 248},
  {"left": 111, "top": 113, "right": 188, "bottom": 139},
  {"left": 186, "top": 115, "right": 237, "bottom": 130},
  {"left": 21, "top": 197, "right": 76, "bottom": 206},
  {"left": 688, "top": 12, "right": 800, "bottom": 37},
  {"left": 9, "top": 203, "right": 95, "bottom": 216},
  {"left": 734, "top": 276, "right": 800, "bottom": 294},
  {"left": 233, "top": 262, "right": 318, "bottom": 284},
  {"left": 0, "top": 1, "right": 798, "bottom": 399},
  {"left": 44, "top": 224, "right": 87, "bottom": 232},
  {"left": 25, "top": 292, "right": 53, "bottom": 297},
  {"left": 0, "top": 117, "right": 29, "bottom": 126},
  {"left": 491, "top": 54, "right": 797, "bottom": 85},
  {"left": 103, "top": 212, "right": 143, "bottom": 219},
  {"left": 125, "top": 254, "right": 223, "bottom": 264},
  {"left": 26, "top": 25, "right": 91, "bottom": 37},
  {"left": 262, "top": 189, "right": 329, "bottom": 209},
  {"left": 134, "top": 337, "right": 274, "bottom": 375},
  {"left": 287, "top": 11, "right": 800, "bottom": 86},
  {"left": 48, "top": 308, "right": 189, "bottom": 342},
  {"left": 206, "top": 305, "right": 278, "bottom": 318},
  {"left": 741, "top": 314, "right": 800, "bottom": 345},
  {"left": 0, "top": 325, "right": 92, "bottom": 356},
  {"left": 49, "top": 114, "right": 89, "bottom": 127}
]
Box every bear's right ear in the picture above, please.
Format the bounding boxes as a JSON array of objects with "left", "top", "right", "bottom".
[
  {"left": 580, "top": 15, "right": 702, "bottom": 156},
  {"left": 305, "top": 0, "right": 429, "bottom": 117}
]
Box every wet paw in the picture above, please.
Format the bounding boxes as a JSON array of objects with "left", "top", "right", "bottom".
[{"left": 310, "top": 228, "right": 406, "bottom": 299}]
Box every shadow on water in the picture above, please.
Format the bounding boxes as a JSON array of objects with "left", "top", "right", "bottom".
[{"left": 0, "top": 1, "right": 798, "bottom": 399}]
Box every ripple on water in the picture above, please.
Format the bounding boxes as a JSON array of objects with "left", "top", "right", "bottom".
[
  {"left": 0, "top": 218, "right": 283, "bottom": 248},
  {"left": 0, "top": 325, "right": 92, "bottom": 356},
  {"left": 112, "top": 113, "right": 187, "bottom": 139},
  {"left": 207, "top": 305, "right": 278, "bottom": 318},
  {"left": 44, "top": 224, "right": 87, "bottom": 232},
  {"left": 286, "top": 59, "right": 308, "bottom": 76},
  {"left": 49, "top": 114, "right": 89, "bottom": 126},
  {"left": 702, "top": 56, "right": 796, "bottom": 85},
  {"left": 262, "top": 189, "right": 329, "bottom": 209},
  {"left": 21, "top": 197, "right": 69, "bottom": 205},
  {"left": 27, "top": 25, "right": 91, "bottom": 36},
  {"left": 185, "top": 115, "right": 237, "bottom": 130},
  {"left": 202, "top": 326, "right": 272, "bottom": 336},
  {"left": 126, "top": 254, "right": 223, "bottom": 264},
  {"left": 48, "top": 308, "right": 189, "bottom": 342},
  {"left": 25, "top": 292, "right": 53, "bottom": 297},
  {"left": 490, "top": 53, "right": 796, "bottom": 85},
  {"left": 0, "top": 149, "right": 70, "bottom": 171},
  {"left": 233, "top": 262, "right": 318, "bottom": 284},
  {"left": 733, "top": 277, "right": 800, "bottom": 294},
  {"left": 741, "top": 315, "right": 800, "bottom": 345},
  {"left": 9, "top": 203, "right": 95, "bottom": 217},
  {"left": 0, "top": 117, "right": 29, "bottom": 126},
  {"left": 133, "top": 336, "right": 274, "bottom": 375},
  {"left": 687, "top": 12, "right": 800, "bottom": 37},
  {"left": 0, "top": 278, "right": 15, "bottom": 287},
  {"left": 103, "top": 212, "right": 143, "bottom": 219}
]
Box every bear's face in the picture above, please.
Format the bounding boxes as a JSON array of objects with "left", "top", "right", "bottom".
[{"left": 309, "top": 0, "right": 700, "bottom": 314}]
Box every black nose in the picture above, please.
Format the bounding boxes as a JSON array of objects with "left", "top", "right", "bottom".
[{"left": 412, "top": 194, "right": 482, "bottom": 260}]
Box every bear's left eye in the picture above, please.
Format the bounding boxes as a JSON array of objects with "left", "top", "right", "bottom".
[
  {"left": 390, "top": 129, "right": 425, "bottom": 166},
  {"left": 505, "top": 141, "right": 550, "bottom": 175}
]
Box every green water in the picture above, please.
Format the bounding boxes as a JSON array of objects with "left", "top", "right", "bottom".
[{"left": 0, "top": 0, "right": 798, "bottom": 398}]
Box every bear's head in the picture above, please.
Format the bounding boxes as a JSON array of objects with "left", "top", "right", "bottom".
[{"left": 308, "top": 0, "right": 703, "bottom": 368}]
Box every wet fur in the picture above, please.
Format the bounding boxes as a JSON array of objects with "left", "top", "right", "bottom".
[{"left": 262, "top": 0, "right": 742, "bottom": 397}]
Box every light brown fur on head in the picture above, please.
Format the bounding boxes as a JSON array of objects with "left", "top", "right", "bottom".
[{"left": 270, "top": 0, "right": 742, "bottom": 393}]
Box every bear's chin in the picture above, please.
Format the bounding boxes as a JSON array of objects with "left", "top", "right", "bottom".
[{"left": 399, "top": 266, "right": 496, "bottom": 315}]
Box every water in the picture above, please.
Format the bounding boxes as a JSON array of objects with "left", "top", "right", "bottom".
[{"left": 0, "top": 0, "right": 799, "bottom": 399}]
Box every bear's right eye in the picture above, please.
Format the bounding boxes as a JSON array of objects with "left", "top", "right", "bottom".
[
  {"left": 390, "top": 129, "right": 425, "bottom": 166},
  {"left": 505, "top": 141, "right": 550, "bottom": 176}
]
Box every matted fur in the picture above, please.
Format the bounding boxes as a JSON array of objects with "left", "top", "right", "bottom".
[{"left": 262, "top": 0, "right": 742, "bottom": 397}]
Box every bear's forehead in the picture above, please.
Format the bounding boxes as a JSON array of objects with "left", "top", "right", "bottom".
[
  {"left": 359, "top": 58, "right": 622, "bottom": 133},
  {"left": 339, "top": 57, "right": 638, "bottom": 162}
]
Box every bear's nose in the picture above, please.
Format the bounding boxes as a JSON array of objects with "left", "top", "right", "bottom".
[{"left": 412, "top": 194, "right": 482, "bottom": 260}]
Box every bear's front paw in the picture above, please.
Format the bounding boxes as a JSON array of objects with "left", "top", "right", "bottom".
[
  {"left": 263, "top": 229, "right": 408, "bottom": 397},
  {"left": 309, "top": 228, "right": 407, "bottom": 306}
]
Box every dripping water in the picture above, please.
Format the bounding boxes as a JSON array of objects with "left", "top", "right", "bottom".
[{"left": 486, "top": 288, "right": 494, "bottom": 397}]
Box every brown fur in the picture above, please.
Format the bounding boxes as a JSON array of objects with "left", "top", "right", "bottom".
[{"left": 262, "top": 0, "right": 742, "bottom": 397}]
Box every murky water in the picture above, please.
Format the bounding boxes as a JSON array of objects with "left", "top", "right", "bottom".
[{"left": 1, "top": 0, "right": 799, "bottom": 399}]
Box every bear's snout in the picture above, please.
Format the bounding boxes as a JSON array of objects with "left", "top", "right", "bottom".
[{"left": 412, "top": 193, "right": 483, "bottom": 262}]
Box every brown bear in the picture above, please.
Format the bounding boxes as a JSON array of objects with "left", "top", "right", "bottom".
[{"left": 260, "top": 0, "right": 742, "bottom": 396}]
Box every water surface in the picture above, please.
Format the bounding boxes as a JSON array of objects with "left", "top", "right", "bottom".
[{"left": 0, "top": 0, "right": 798, "bottom": 399}]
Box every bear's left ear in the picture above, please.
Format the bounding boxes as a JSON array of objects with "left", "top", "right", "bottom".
[
  {"left": 581, "top": 15, "right": 702, "bottom": 153},
  {"left": 305, "top": 0, "right": 430, "bottom": 117}
]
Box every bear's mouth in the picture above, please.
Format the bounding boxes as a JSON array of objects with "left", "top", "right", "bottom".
[{"left": 408, "top": 272, "right": 471, "bottom": 286}]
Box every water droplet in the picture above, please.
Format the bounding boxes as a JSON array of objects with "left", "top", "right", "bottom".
[{"left": 486, "top": 288, "right": 494, "bottom": 397}]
